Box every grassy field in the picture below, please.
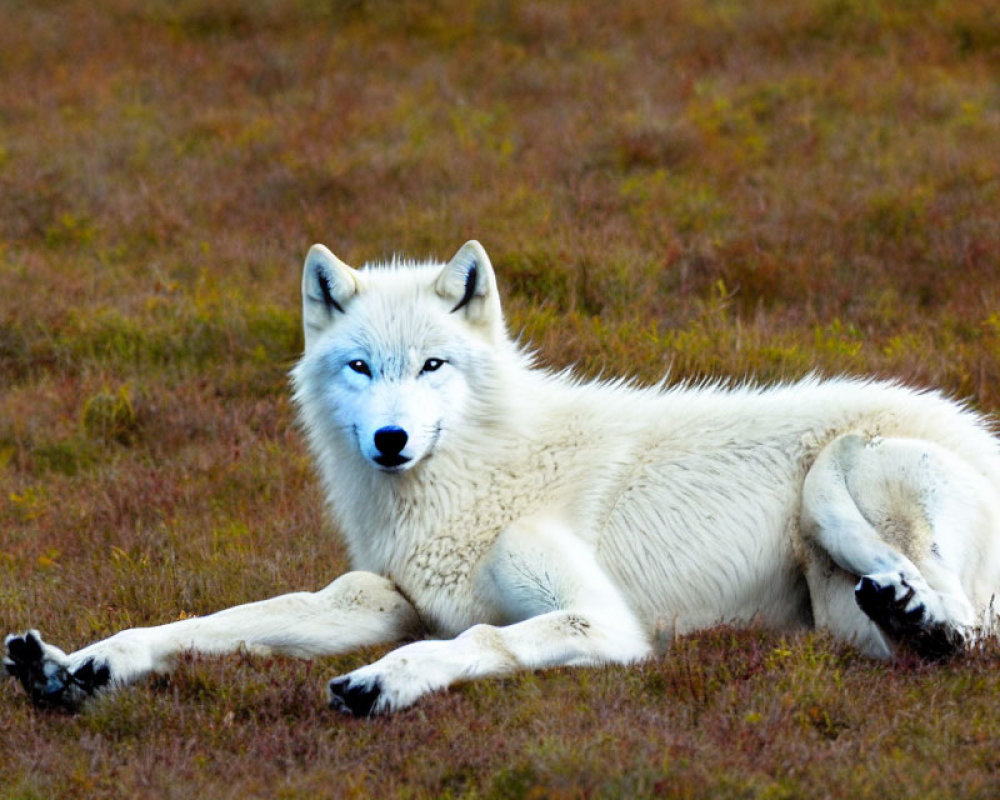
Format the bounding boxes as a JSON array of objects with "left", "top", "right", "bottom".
[{"left": 2, "top": 0, "right": 1000, "bottom": 796}]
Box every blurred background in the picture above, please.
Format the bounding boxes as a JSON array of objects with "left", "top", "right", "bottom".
[{"left": 3, "top": 1, "right": 999, "bottom": 393}]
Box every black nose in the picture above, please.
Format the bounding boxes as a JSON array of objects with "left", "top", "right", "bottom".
[{"left": 374, "top": 426, "right": 408, "bottom": 456}]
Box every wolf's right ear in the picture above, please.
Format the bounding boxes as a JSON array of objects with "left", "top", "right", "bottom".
[
  {"left": 302, "top": 244, "right": 359, "bottom": 351},
  {"left": 434, "top": 240, "right": 500, "bottom": 327}
]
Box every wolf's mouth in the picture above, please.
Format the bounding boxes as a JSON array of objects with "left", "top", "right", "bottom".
[{"left": 374, "top": 453, "right": 411, "bottom": 470}]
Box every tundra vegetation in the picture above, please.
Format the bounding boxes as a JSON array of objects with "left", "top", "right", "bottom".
[{"left": 2, "top": 0, "right": 1000, "bottom": 797}]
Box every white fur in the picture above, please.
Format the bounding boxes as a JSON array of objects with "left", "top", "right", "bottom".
[{"left": 7, "top": 240, "right": 1000, "bottom": 715}]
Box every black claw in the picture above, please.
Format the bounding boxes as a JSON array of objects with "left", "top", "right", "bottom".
[
  {"left": 7, "top": 632, "right": 43, "bottom": 665},
  {"left": 912, "top": 627, "right": 963, "bottom": 661},
  {"left": 66, "top": 658, "right": 110, "bottom": 693},
  {"left": 901, "top": 603, "right": 926, "bottom": 625},
  {"left": 856, "top": 576, "right": 920, "bottom": 637},
  {"left": 898, "top": 584, "right": 915, "bottom": 607},
  {"left": 328, "top": 677, "right": 381, "bottom": 717},
  {"left": 92, "top": 663, "right": 111, "bottom": 689},
  {"left": 73, "top": 659, "right": 96, "bottom": 686}
]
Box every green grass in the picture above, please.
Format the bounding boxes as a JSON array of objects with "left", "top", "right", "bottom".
[{"left": 2, "top": 0, "right": 1000, "bottom": 796}]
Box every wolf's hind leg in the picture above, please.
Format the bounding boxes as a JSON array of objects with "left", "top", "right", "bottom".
[
  {"left": 327, "top": 518, "right": 652, "bottom": 715},
  {"left": 5, "top": 571, "right": 422, "bottom": 711},
  {"left": 802, "top": 433, "right": 987, "bottom": 658}
]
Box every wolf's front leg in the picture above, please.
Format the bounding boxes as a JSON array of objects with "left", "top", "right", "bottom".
[
  {"left": 328, "top": 519, "right": 652, "bottom": 715},
  {"left": 5, "top": 571, "right": 422, "bottom": 711}
]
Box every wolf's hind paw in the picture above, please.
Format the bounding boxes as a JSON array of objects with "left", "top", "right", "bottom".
[
  {"left": 4, "top": 631, "right": 109, "bottom": 711},
  {"left": 855, "top": 575, "right": 968, "bottom": 661}
]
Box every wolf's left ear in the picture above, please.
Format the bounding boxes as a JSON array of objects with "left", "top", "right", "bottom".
[
  {"left": 302, "top": 243, "right": 359, "bottom": 351},
  {"left": 434, "top": 240, "right": 500, "bottom": 326}
]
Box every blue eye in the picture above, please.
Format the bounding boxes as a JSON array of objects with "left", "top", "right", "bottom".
[
  {"left": 348, "top": 360, "right": 372, "bottom": 377},
  {"left": 421, "top": 358, "right": 445, "bottom": 374}
]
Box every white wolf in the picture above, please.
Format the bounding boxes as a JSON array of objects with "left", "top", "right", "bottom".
[{"left": 6, "top": 241, "right": 1000, "bottom": 715}]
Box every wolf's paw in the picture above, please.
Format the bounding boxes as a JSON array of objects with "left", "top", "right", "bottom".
[
  {"left": 855, "top": 573, "right": 971, "bottom": 660},
  {"left": 327, "top": 640, "right": 454, "bottom": 716},
  {"left": 327, "top": 674, "right": 383, "bottom": 717},
  {"left": 4, "top": 631, "right": 110, "bottom": 711}
]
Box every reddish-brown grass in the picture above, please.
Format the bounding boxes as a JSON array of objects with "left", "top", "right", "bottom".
[{"left": 2, "top": 0, "right": 1000, "bottom": 796}]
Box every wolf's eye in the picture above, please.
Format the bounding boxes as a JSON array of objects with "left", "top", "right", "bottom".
[
  {"left": 347, "top": 359, "right": 372, "bottom": 377},
  {"left": 421, "top": 358, "right": 446, "bottom": 374}
]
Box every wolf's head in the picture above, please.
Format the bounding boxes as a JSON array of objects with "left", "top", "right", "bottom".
[{"left": 292, "top": 241, "right": 507, "bottom": 475}]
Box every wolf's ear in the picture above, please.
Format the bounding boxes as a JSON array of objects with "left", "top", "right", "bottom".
[
  {"left": 434, "top": 240, "right": 500, "bottom": 326},
  {"left": 302, "top": 244, "right": 359, "bottom": 351}
]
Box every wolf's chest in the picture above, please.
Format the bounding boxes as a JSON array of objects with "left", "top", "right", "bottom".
[
  {"left": 379, "top": 446, "right": 578, "bottom": 632},
  {"left": 389, "top": 534, "right": 500, "bottom": 634}
]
